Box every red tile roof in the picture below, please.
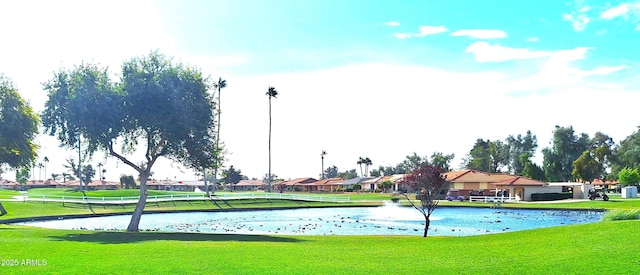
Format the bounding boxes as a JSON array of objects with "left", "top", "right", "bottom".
[
  {"left": 308, "top": 178, "right": 344, "bottom": 186},
  {"left": 443, "top": 169, "right": 513, "bottom": 183},
  {"left": 492, "top": 176, "right": 547, "bottom": 186},
  {"left": 279, "top": 177, "right": 317, "bottom": 186}
]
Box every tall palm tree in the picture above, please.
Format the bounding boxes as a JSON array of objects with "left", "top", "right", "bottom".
[
  {"left": 43, "top": 156, "right": 49, "bottom": 181},
  {"left": 211, "top": 77, "right": 227, "bottom": 196},
  {"left": 266, "top": 86, "right": 278, "bottom": 192},
  {"left": 357, "top": 157, "right": 365, "bottom": 177},
  {"left": 321, "top": 150, "right": 327, "bottom": 179},
  {"left": 37, "top": 162, "right": 44, "bottom": 181},
  {"left": 364, "top": 157, "right": 372, "bottom": 177}
]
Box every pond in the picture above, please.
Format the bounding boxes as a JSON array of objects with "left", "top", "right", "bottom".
[{"left": 17, "top": 204, "right": 603, "bottom": 236}]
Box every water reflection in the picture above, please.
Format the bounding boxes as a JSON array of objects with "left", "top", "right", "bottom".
[{"left": 18, "top": 203, "right": 603, "bottom": 236}]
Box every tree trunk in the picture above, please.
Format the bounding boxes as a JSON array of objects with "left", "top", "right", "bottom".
[
  {"left": 423, "top": 213, "right": 431, "bottom": 237},
  {"left": 268, "top": 97, "right": 272, "bottom": 192},
  {"left": 203, "top": 168, "right": 211, "bottom": 198},
  {"left": 212, "top": 86, "right": 222, "bottom": 196},
  {"left": 126, "top": 173, "right": 148, "bottom": 232},
  {"left": 0, "top": 202, "right": 7, "bottom": 216}
]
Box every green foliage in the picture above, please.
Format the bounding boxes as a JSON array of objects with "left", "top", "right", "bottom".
[
  {"left": 119, "top": 175, "right": 136, "bottom": 189},
  {"left": 221, "top": 165, "right": 245, "bottom": 185},
  {"left": 42, "top": 51, "right": 216, "bottom": 231},
  {"left": 463, "top": 139, "right": 509, "bottom": 173},
  {"left": 572, "top": 151, "right": 600, "bottom": 183},
  {"left": 323, "top": 165, "right": 338, "bottom": 178},
  {"left": 337, "top": 169, "right": 358, "bottom": 179},
  {"left": 15, "top": 167, "right": 30, "bottom": 185},
  {"left": 618, "top": 167, "right": 640, "bottom": 186},
  {"left": 542, "top": 126, "right": 591, "bottom": 182},
  {"left": 612, "top": 129, "right": 640, "bottom": 175},
  {"left": 505, "top": 131, "right": 538, "bottom": 175},
  {"left": 602, "top": 209, "right": 640, "bottom": 221},
  {"left": 0, "top": 74, "right": 39, "bottom": 169}
]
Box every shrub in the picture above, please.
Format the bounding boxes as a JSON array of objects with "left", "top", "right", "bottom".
[
  {"left": 530, "top": 193, "right": 572, "bottom": 201},
  {"left": 603, "top": 209, "right": 640, "bottom": 221}
]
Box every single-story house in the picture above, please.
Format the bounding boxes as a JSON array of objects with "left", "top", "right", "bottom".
[
  {"left": 0, "top": 179, "right": 18, "bottom": 190},
  {"left": 277, "top": 177, "right": 317, "bottom": 192},
  {"left": 337, "top": 177, "right": 372, "bottom": 191},
  {"left": 493, "top": 176, "right": 561, "bottom": 201},
  {"left": 232, "top": 180, "right": 266, "bottom": 191},
  {"left": 302, "top": 178, "right": 344, "bottom": 192},
  {"left": 443, "top": 170, "right": 514, "bottom": 197}
]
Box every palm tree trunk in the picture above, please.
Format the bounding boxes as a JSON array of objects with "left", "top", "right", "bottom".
[
  {"left": 268, "top": 96, "right": 272, "bottom": 192},
  {"left": 211, "top": 86, "right": 222, "bottom": 197}
]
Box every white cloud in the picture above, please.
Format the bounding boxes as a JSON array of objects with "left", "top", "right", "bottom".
[
  {"left": 527, "top": 37, "right": 539, "bottom": 42},
  {"left": 601, "top": 3, "right": 630, "bottom": 19},
  {"left": 393, "top": 33, "right": 413, "bottom": 39},
  {"left": 383, "top": 21, "right": 400, "bottom": 26},
  {"left": 562, "top": 0, "right": 591, "bottom": 31},
  {"left": 562, "top": 13, "right": 590, "bottom": 31},
  {"left": 450, "top": 29, "right": 507, "bottom": 39},
  {"left": 465, "top": 42, "right": 551, "bottom": 62},
  {"left": 415, "top": 25, "right": 448, "bottom": 36}
]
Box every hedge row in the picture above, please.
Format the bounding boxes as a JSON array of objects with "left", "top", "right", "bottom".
[{"left": 530, "top": 192, "right": 572, "bottom": 201}]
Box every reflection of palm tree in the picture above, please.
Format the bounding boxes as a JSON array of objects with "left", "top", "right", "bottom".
[
  {"left": 212, "top": 78, "right": 227, "bottom": 195},
  {"left": 266, "top": 86, "right": 278, "bottom": 192}
]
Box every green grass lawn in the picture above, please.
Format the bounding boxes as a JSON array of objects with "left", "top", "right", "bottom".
[
  {"left": 0, "top": 220, "right": 638, "bottom": 274},
  {"left": 0, "top": 189, "right": 20, "bottom": 199},
  {"left": 2, "top": 190, "right": 639, "bottom": 274},
  {"left": 26, "top": 188, "right": 193, "bottom": 198}
]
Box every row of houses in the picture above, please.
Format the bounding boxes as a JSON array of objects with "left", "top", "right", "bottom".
[
  {"left": 0, "top": 179, "right": 120, "bottom": 191},
  {"left": 229, "top": 169, "right": 619, "bottom": 201},
  {"left": 2, "top": 169, "right": 619, "bottom": 201},
  {"left": 0, "top": 179, "right": 209, "bottom": 192}
]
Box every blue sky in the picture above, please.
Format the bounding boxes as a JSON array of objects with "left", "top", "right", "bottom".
[{"left": 1, "top": 0, "right": 640, "bottom": 181}]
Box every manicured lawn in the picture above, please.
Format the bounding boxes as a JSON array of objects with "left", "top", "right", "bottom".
[
  {"left": 2, "top": 189, "right": 639, "bottom": 274},
  {"left": 0, "top": 220, "right": 638, "bottom": 274},
  {"left": 0, "top": 189, "right": 20, "bottom": 199},
  {"left": 26, "top": 188, "right": 192, "bottom": 198},
  {"left": 0, "top": 199, "right": 364, "bottom": 221}
]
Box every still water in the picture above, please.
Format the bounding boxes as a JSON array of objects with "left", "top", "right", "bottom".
[{"left": 18, "top": 204, "right": 603, "bottom": 236}]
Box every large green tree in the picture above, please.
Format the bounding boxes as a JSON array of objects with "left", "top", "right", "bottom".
[
  {"left": 220, "top": 165, "right": 246, "bottom": 186},
  {"left": 505, "top": 131, "right": 537, "bottom": 175},
  {"left": 463, "top": 139, "right": 508, "bottom": 173},
  {"left": 542, "top": 126, "right": 590, "bottom": 182},
  {"left": 0, "top": 74, "right": 39, "bottom": 215},
  {"left": 42, "top": 52, "right": 217, "bottom": 232},
  {"left": 618, "top": 167, "right": 640, "bottom": 187},
  {"left": 612, "top": 129, "right": 640, "bottom": 175}
]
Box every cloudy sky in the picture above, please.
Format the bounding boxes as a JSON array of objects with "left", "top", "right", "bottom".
[{"left": 1, "top": 0, "right": 639, "bottom": 181}]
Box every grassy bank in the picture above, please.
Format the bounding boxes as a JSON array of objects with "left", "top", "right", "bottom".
[{"left": 1, "top": 220, "right": 638, "bottom": 274}]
